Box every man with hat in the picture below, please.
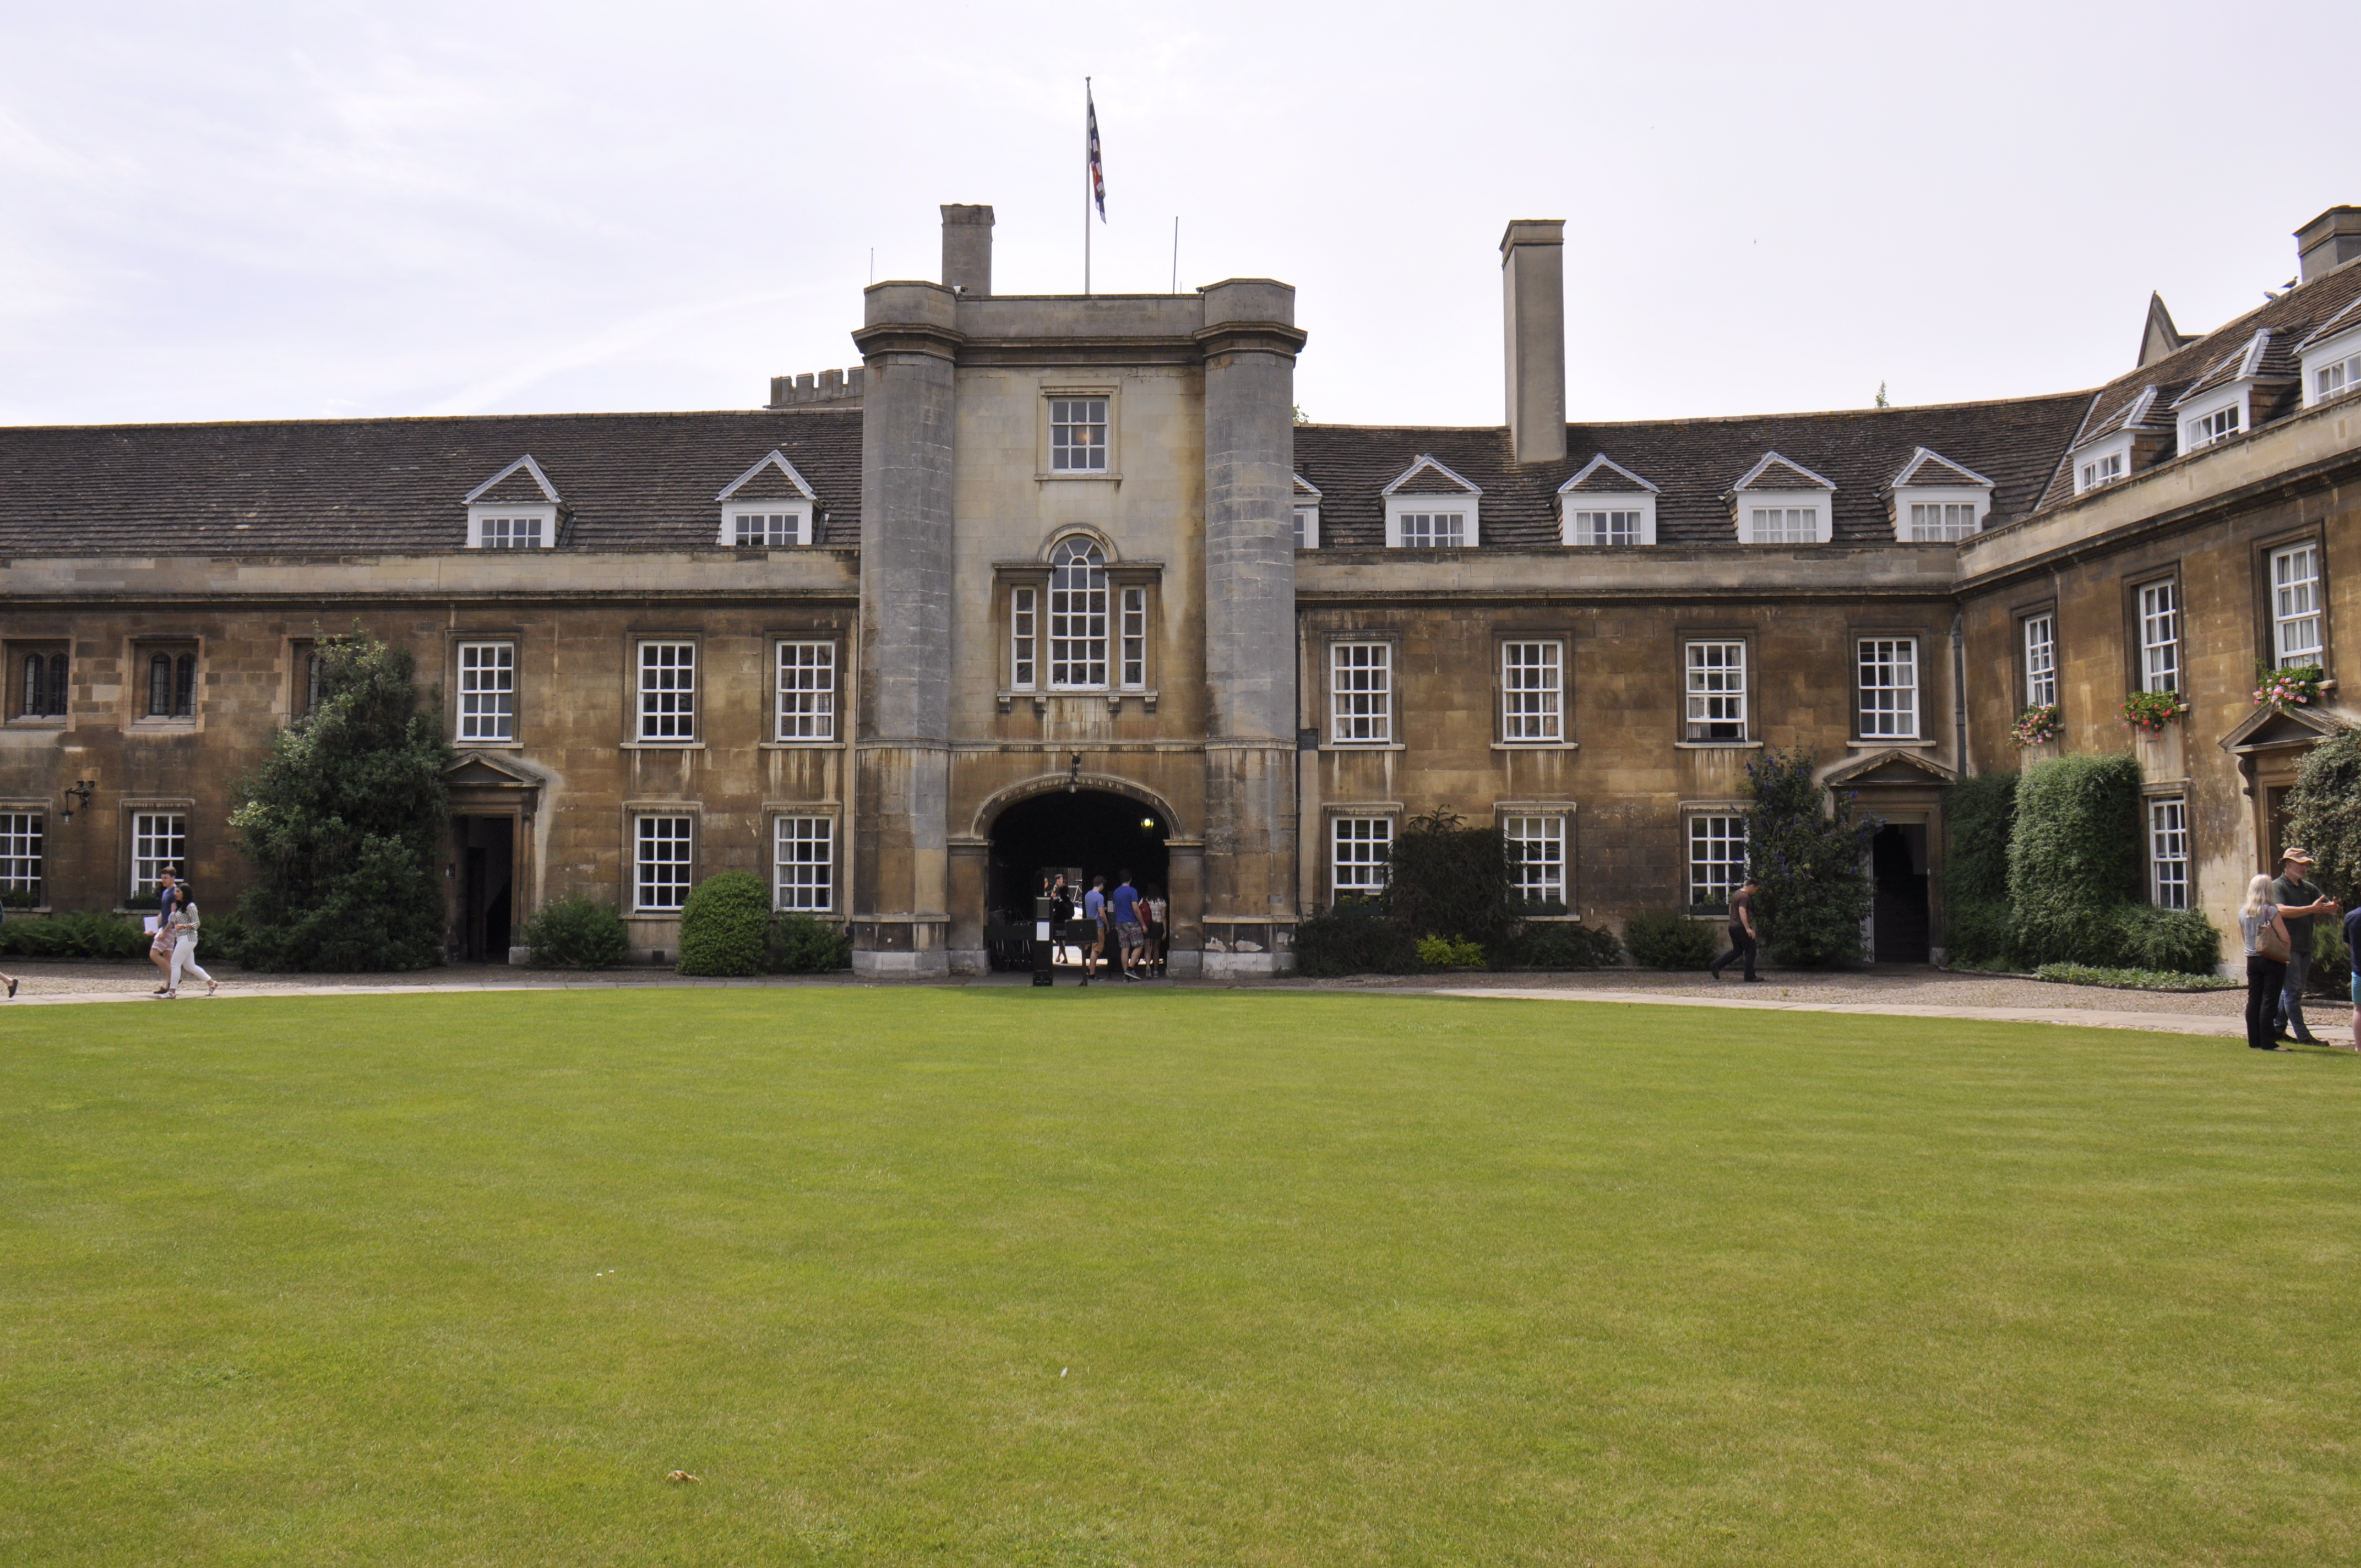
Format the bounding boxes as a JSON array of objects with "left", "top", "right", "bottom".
[{"left": 2268, "top": 847, "right": 2338, "bottom": 1046}]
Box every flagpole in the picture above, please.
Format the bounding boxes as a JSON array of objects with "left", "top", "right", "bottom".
[{"left": 1083, "top": 77, "right": 1092, "bottom": 297}]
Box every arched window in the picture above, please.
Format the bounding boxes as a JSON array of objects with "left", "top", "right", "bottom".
[
  {"left": 1048, "top": 538, "right": 1108, "bottom": 689},
  {"left": 148, "top": 654, "right": 173, "bottom": 717},
  {"left": 46, "top": 654, "right": 66, "bottom": 716},
  {"left": 22, "top": 655, "right": 44, "bottom": 718},
  {"left": 173, "top": 654, "right": 197, "bottom": 717}
]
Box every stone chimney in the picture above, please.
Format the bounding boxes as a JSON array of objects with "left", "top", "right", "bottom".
[
  {"left": 2297, "top": 206, "right": 2361, "bottom": 284},
  {"left": 1500, "top": 220, "right": 1566, "bottom": 464},
  {"left": 942, "top": 204, "right": 994, "bottom": 296}
]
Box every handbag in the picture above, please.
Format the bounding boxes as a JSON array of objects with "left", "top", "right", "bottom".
[{"left": 2257, "top": 918, "right": 2292, "bottom": 964}]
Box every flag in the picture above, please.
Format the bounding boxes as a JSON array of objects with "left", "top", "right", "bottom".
[{"left": 1086, "top": 84, "right": 1105, "bottom": 221}]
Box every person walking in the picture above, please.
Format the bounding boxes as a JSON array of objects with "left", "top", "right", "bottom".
[
  {"left": 162, "top": 886, "right": 219, "bottom": 999},
  {"left": 1080, "top": 876, "right": 1107, "bottom": 984},
  {"left": 1111, "top": 870, "right": 1145, "bottom": 981},
  {"left": 1711, "top": 875, "right": 1761, "bottom": 982},
  {"left": 148, "top": 865, "right": 182, "bottom": 995},
  {"left": 1145, "top": 884, "right": 1168, "bottom": 977},
  {"left": 2268, "top": 848, "right": 2338, "bottom": 1045},
  {"left": 2240, "top": 873, "right": 2295, "bottom": 1051}
]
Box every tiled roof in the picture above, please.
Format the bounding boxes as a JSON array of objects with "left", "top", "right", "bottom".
[
  {"left": 1732, "top": 452, "right": 1836, "bottom": 492},
  {"left": 1889, "top": 448, "right": 1994, "bottom": 489},
  {"left": 1293, "top": 393, "right": 2091, "bottom": 548},
  {"left": 1292, "top": 472, "right": 1323, "bottom": 498},
  {"left": 0, "top": 409, "right": 863, "bottom": 556},
  {"left": 1558, "top": 454, "right": 1659, "bottom": 494},
  {"left": 2034, "top": 256, "right": 2361, "bottom": 511},
  {"left": 1383, "top": 455, "right": 1482, "bottom": 495}
]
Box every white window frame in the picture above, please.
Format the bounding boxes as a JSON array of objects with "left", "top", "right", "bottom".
[
  {"left": 2073, "top": 436, "right": 2132, "bottom": 496},
  {"left": 1565, "top": 505, "right": 1650, "bottom": 547},
  {"left": 1329, "top": 642, "right": 1392, "bottom": 745},
  {"left": 1687, "top": 814, "right": 1748, "bottom": 912},
  {"left": 1293, "top": 506, "right": 1320, "bottom": 550},
  {"left": 1899, "top": 491, "right": 1987, "bottom": 541},
  {"left": 2303, "top": 329, "right": 2361, "bottom": 409},
  {"left": 775, "top": 640, "right": 836, "bottom": 742},
  {"left": 456, "top": 640, "right": 516, "bottom": 742},
  {"left": 1048, "top": 539, "right": 1109, "bottom": 690},
  {"left": 2023, "top": 614, "right": 2057, "bottom": 708},
  {"left": 773, "top": 815, "right": 834, "bottom": 913},
  {"left": 1684, "top": 640, "right": 1748, "bottom": 742},
  {"left": 2271, "top": 542, "right": 2326, "bottom": 667},
  {"left": 1049, "top": 396, "right": 1110, "bottom": 472},
  {"left": 1119, "top": 586, "right": 1147, "bottom": 690},
  {"left": 130, "top": 811, "right": 187, "bottom": 901},
  {"left": 1010, "top": 585, "right": 1038, "bottom": 691},
  {"left": 2137, "top": 581, "right": 2180, "bottom": 694},
  {"left": 2179, "top": 390, "right": 2246, "bottom": 454},
  {"left": 724, "top": 504, "right": 812, "bottom": 548},
  {"left": 1500, "top": 640, "right": 1564, "bottom": 743},
  {"left": 1735, "top": 491, "right": 1829, "bottom": 545},
  {"left": 466, "top": 504, "right": 558, "bottom": 549},
  {"left": 1502, "top": 813, "right": 1566, "bottom": 908},
  {"left": 2148, "top": 796, "right": 2190, "bottom": 911},
  {"left": 1857, "top": 637, "right": 1920, "bottom": 740},
  {"left": 633, "top": 814, "right": 695, "bottom": 913},
  {"left": 1331, "top": 816, "right": 1392, "bottom": 900},
  {"left": 1386, "top": 502, "right": 1473, "bottom": 549},
  {"left": 0, "top": 811, "right": 43, "bottom": 906},
  {"left": 636, "top": 641, "right": 698, "bottom": 743}
]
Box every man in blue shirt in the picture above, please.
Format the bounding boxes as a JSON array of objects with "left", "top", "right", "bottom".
[
  {"left": 1080, "top": 878, "right": 1107, "bottom": 984},
  {"left": 1111, "top": 871, "right": 1144, "bottom": 981}
]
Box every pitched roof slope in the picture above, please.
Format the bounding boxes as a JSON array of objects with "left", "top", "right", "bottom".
[
  {"left": 2033, "top": 255, "right": 2361, "bottom": 512},
  {"left": 1293, "top": 393, "right": 2091, "bottom": 549},
  {"left": 0, "top": 409, "right": 863, "bottom": 556}
]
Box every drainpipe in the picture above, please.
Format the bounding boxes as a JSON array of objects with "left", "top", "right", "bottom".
[{"left": 1950, "top": 608, "right": 1968, "bottom": 777}]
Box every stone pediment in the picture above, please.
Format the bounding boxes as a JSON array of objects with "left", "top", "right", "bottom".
[
  {"left": 1821, "top": 748, "right": 1960, "bottom": 788},
  {"left": 445, "top": 750, "right": 551, "bottom": 802},
  {"left": 2217, "top": 699, "right": 2357, "bottom": 755}
]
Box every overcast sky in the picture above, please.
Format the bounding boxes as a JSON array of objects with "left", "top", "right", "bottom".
[{"left": 2, "top": 2, "right": 2354, "bottom": 431}]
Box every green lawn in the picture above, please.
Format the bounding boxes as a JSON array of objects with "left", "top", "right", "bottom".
[{"left": 2, "top": 989, "right": 2356, "bottom": 1566}]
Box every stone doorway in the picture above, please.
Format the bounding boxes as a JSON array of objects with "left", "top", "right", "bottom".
[
  {"left": 1871, "top": 823, "right": 1930, "bottom": 963},
  {"left": 454, "top": 815, "right": 515, "bottom": 962},
  {"left": 986, "top": 789, "right": 1171, "bottom": 927}
]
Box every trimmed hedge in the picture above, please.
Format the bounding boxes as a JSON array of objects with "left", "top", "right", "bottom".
[
  {"left": 2008, "top": 753, "right": 2146, "bottom": 967},
  {"left": 524, "top": 895, "right": 630, "bottom": 970},
  {"left": 1624, "top": 910, "right": 1719, "bottom": 970},
  {"left": 1417, "top": 935, "right": 1486, "bottom": 971},
  {"left": 2035, "top": 963, "right": 2239, "bottom": 993},
  {"left": 1294, "top": 900, "right": 1420, "bottom": 977},
  {"left": 677, "top": 872, "right": 771, "bottom": 977},
  {"left": 1511, "top": 922, "right": 1624, "bottom": 970},
  {"left": 770, "top": 912, "right": 851, "bottom": 973},
  {"left": 0, "top": 910, "right": 148, "bottom": 959}
]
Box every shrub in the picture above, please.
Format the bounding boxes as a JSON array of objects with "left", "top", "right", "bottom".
[
  {"left": 1512, "top": 922, "right": 1623, "bottom": 970},
  {"left": 524, "top": 895, "right": 629, "bottom": 970},
  {"left": 2107, "top": 904, "right": 2224, "bottom": 975},
  {"left": 1294, "top": 899, "right": 1419, "bottom": 978},
  {"left": 770, "top": 911, "right": 851, "bottom": 974},
  {"left": 230, "top": 630, "right": 451, "bottom": 971},
  {"left": 2008, "top": 752, "right": 2145, "bottom": 966},
  {"left": 1745, "top": 748, "right": 1875, "bottom": 967},
  {"left": 2035, "top": 963, "right": 2239, "bottom": 992},
  {"left": 2286, "top": 724, "right": 2361, "bottom": 910},
  {"left": 0, "top": 910, "right": 148, "bottom": 959},
  {"left": 677, "top": 872, "right": 771, "bottom": 977},
  {"left": 1940, "top": 772, "right": 2020, "bottom": 969},
  {"left": 1942, "top": 897, "right": 2019, "bottom": 970},
  {"left": 2311, "top": 919, "right": 2351, "bottom": 999},
  {"left": 1416, "top": 934, "right": 1486, "bottom": 971},
  {"left": 1623, "top": 911, "right": 1719, "bottom": 970},
  {"left": 1388, "top": 809, "right": 1524, "bottom": 957}
]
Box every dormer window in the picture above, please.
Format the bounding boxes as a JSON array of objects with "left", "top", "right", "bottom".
[
  {"left": 1885, "top": 448, "right": 1994, "bottom": 541},
  {"left": 2299, "top": 308, "right": 2361, "bottom": 409},
  {"left": 2183, "top": 399, "right": 2242, "bottom": 452},
  {"left": 463, "top": 455, "right": 562, "bottom": 549},
  {"left": 1292, "top": 473, "right": 1321, "bottom": 549},
  {"left": 1557, "top": 455, "right": 1659, "bottom": 546},
  {"left": 2074, "top": 439, "right": 2132, "bottom": 494},
  {"left": 1380, "top": 455, "right": 1482, "bottom": 548},
  {"left": 2171, "top": 331, "right": 2277, "bottom": 458},
  {"left": 1727, "top": 451, "right": 1834, "bottom": 545},
  {"left": 715, "top": 449, "right": 820, "bottom": 546}
]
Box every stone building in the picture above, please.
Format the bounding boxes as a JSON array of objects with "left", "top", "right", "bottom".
[{"left": 2, "top": 203, "right": 2356, "bottom": 974}]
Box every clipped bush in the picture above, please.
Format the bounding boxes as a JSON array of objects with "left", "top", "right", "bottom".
[
  {"left": 2008, "top": 752, "right": 2146, "bottom": 966},
  {"left": 1389, "top": 809, "right": 1524, "bottom": 957},
  {"left": 1294, "top": 899, "right": 1420, "bottom": 978},
  {"left": 770, "top": 911, "right": 851, "bottom": 973},
  {"left": 0, "top": 910, "right": 148, "bottom": 959},
  {"left": 2035, "top": 963, "right": 2239, "bottom": 993},
  {"left": 1512, "top": 921, "right": 1623, "bottom": 970},
  {"left": 1745, "top": 748, "right": 1875, "bottom": 967},
  {"left": 1942, "top": 896, "right": 2020, "bottom": 970},
  {"left": 2108, "top": 904, "right": 2224, "bottom": 976},
  {"left": 1417, "top": 934, "right": 1486, "bottom": 971},
  {"left": 524, "top": 894, "right": 629, "bottom": 970},
  {"left": 2286, "top": 725, "right": 2361, "bottom": 908},
  {"left": 2311, "top": 920, "right": 2351, "bottom": 999},
  {"left": 1623, "top": 910, "right": 1719, "bottom": 970},
  {"left": 677, "top": 872, "right": 771, "bottom": 977}
]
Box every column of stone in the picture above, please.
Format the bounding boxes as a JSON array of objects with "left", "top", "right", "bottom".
[
  {"left": 1196, "top": 280, "right": 1308, "bottom": 973},
  {"left": 849, "top": 282, "right": 961, "bottom": 976}
]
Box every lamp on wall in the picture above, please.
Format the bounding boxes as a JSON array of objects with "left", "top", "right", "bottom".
[
  {"left": 1067, "top": 752, "right": 1081, "bottom": 794},
  {"left": 60, "top": 780, "right": 94, "bottom": 823}
]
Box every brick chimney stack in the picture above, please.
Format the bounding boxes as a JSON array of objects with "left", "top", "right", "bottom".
[
  {"left": 1501, "top": 220, "right": 1566, "bottom": 464},
  {"left": 2297, "top": 206, "right": 2361, "bottom": 285},
  {"left": 942, "top": 204, "right": 994, "bottom": 297}
]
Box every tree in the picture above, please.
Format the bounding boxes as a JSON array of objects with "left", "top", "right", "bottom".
[
  {"left": 1744, "top": 748, "right": 1876, "bottom": 966},
  {"left": 2287, "top": 724, "right": 2361, "bottom": 906},
  {"left": 229, "top": 630, "right": 453, "bottom": 970},
  {"left": 1386, "top": 808, "right": 1523, "bottom": 961},
  {"left": 2006, "top": 751, "right": 2144, "bottom": 966}
]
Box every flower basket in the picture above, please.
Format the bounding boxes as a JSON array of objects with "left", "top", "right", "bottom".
[
  {"left": 2010, "top": 704, "right": 2061, "bottom": 749},
  {"left": 2119, "top": 688, "right": 2190, "bottom": 734},
  {"left": 2252, "top": 666, "right": 2324, "bottom": 713}
]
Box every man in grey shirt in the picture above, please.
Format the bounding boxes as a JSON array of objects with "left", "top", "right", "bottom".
[{"left": 2269, "top": 847, "right": 2338, "bottom": 1045}]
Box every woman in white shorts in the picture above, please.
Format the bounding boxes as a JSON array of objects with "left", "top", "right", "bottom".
[{"left": 162, "top": 888, "right": 219, "bottom": 999}]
